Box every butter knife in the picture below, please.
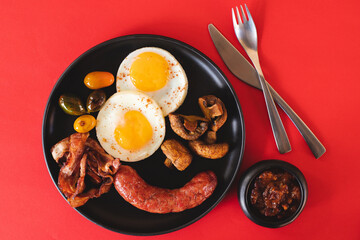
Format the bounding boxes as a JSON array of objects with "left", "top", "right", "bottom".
[{"left": 208, "top": 23, "right": 325, "bottom": 158}]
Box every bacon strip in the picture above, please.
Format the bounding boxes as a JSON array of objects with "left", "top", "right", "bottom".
[
  {"left": 51, "top": 133, "right": 121, "bottom": 207},
  {"left": 51, "top": 137, "right": 69, "bottom": 164},
  {"left": 68, "top": 176, "right": 113, "bottom": 207},
  {"left": 62, "top": 133, "right": 88, "bottom": 176},
  {"left": 86, "top": 138, "right": 120, "bottom": 175}
]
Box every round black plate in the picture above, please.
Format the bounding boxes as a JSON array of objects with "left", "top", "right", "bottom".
[{"left": 42, "top": 34, "right": 245, "bottom": 235}]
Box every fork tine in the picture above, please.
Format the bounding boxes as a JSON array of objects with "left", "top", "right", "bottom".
[
  {"left": 244, "top": 4, "right": 253, "bottom": 22},
  {"left": 240, "top": 5, "right": 247, "bottom": 22},
  {"left": 235, "top": 7, "right": 242, "bottom": 25},
  {"left": 231, "top": 8, "right": 238, "bottom": 26}
]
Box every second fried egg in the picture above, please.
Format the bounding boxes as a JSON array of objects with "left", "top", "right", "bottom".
[
  {"left": 116, "top": 47, "right": 188, "bottom": 116},
  {"left": 96, "top": 91, "right": 165, "bottom": 162}
]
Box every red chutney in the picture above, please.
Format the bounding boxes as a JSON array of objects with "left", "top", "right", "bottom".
[{"left": 250, "top": 170, "right": 301, "bottom": 219}]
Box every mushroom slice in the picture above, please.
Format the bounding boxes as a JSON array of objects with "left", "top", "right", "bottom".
[
  {"left": 168, "top": 113, "right": 209, "bottom": 140},
  {"left": 161, "top": 139, "right": 192, "bottom": 171},
  {"left": 188, "top": 140, "right": 229, "bottom": 159},
  {"left": 204, "top": 131, "right": 217, "bottom": 144},
  {"left": 164, "top": 158, "right": 174, "bottom": 169},
  {"left": 198, "top": 95, "right": 227, "bottom": 132}
]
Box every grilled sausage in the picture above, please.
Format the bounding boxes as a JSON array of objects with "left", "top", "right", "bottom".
[{"left": 114, "top": 165, "right": 217, "bottom": 213}]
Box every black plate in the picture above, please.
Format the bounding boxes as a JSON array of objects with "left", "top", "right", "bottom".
[{"left": 42, "top": 34, "right": 245, "bottom": 235}]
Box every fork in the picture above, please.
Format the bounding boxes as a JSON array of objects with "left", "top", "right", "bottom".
[{"left": 232, "top": 4, "right": 291, "bottom": 154}]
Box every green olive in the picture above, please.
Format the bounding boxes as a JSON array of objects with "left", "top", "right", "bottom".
[
  {"left": 59, "top": 94, "right": 86, "bottom": 115},
  {"left": 86, "top": 90, "right": 106, "bottom": 112}
]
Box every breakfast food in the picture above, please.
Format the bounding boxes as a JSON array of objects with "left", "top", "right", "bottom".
[
  {"left": 59, "top": 90, "right": 106, "bottom": 117},
  {"left": 189, "top": 140, "right": 229, "bottom": 159},
  {"left": 86, "top": 90, "right": 106, "bottom": 112},
  {"left": 199, "top": 95, "right": 227, "bottom": 132},
  {"left": 166, "top": 95, "right": 229, "bottom": 160},
  {"left": 161, "top": 139, "right": 192, "bottom": 171},
  {"left": 51, "top": 132, "right": 120, "bottom": 207},
  {"left": 84, "top": 71, "right": 114, "bottom": 89},
  {"left": 168, "top": 113, "right": 209, "bottom": 140},
  {"left": 73, "top": 115, "right": 96, "bottom": 133},
  {"left": 114, "top": 165, "right": 217, "bottom": 213},
  {"left": 59, "top": 94, "right": 86, "bottom": 115},
  {"left": 51, "top": 49, "right": 225, "bottom": 212},
  {"left": 250, "top": 169, "right": 301, "bottom": 219},
  {"left": 116, "top": 47, "right": 188, "bottom": 116},
  {"left": 96, "top": 91, "right": 165, "bottom": 162},
  {"left": 204, "top": 131, "right": 217, "bottom": 144}
]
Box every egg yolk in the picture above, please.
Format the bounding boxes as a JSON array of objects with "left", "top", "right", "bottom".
[
  {"left": 114, "top": 110, "right": 153, "bottom": 151},
  {"left": 130, "top": 52, "right": 169, "bottom": 92}
]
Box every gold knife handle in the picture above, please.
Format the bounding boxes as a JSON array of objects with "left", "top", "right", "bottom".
[{"left": 267, "top": 84, "right": 326, "bottom": 158}]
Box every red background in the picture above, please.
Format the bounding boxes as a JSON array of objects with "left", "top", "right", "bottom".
[{"left": 1, "top": 0, "right": 359, "bottom": 239}]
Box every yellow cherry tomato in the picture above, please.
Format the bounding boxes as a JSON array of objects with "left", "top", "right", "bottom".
[
  {"left": 84, "top": 71, "right": 114, "bottom": 89},
  {"left": 73, "top": 115, "right": 96, "bottom": 133}
]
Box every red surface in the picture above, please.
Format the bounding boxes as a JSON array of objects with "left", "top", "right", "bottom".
[{"left": 1, "top": 0, "right": 359, "bottom": 239}]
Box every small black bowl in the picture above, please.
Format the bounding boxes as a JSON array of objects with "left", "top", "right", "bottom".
[{"left": 238, "top": 160, "right": 308, "bottom": 228}]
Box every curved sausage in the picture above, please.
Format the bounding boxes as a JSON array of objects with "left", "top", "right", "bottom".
[{"left": 114, "top": 165, "right": 217, "bottom": 213}]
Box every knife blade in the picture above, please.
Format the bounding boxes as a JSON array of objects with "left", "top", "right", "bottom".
[
  {"left": 208, "top": 24, "right": 261, "bottom": 89},
  {"left": 208, "top": 23, "right": 325, "bottom": 158}
]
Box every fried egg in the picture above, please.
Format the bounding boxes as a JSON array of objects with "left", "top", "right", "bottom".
[
  {"left": 116, "top": 47, "right": 188, "bottom": 116},
  {"left": 96, "top": 91, "right": 165, "bottom": 162}
]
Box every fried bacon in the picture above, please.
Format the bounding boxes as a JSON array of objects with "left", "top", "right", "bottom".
[
  {"left": 51, "top": 133, "right": 120, "bottom": 207},
  {"left": 68, "top": 175, "right": 113, "bottom": 207},
  {"left": 62, "top": 133, "right": 88, "bottom": 176},
  {"left": 51, "top": 137, "right": 69, "bottom": 164}
]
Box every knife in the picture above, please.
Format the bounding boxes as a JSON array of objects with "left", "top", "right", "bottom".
[{"left": 208, "top": 23, "right": 325, "bottom": 158}]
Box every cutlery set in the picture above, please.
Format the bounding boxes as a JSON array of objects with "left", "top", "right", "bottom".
[{"left": 209, "top": 4, "right": 325, "bottom": 158}]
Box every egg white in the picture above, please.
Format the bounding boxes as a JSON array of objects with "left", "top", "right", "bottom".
[
  {"left": 116, "top": 47, "right": 188, "bottom": 116},
  {"left": 96, "top": 91, "right": 165, "bottom": 162}
]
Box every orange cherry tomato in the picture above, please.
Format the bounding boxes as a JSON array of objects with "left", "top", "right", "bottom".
[
  {"left": 84, "top": 71, "right": 114, "bottom": 89},
  {"left": 73, "top": 115, "right": 96, "bottom": 133}
]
